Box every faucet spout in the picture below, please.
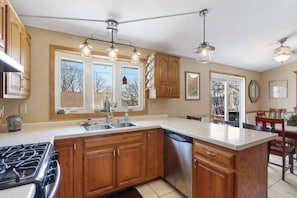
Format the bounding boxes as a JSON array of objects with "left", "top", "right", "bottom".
[{"left": 103, "top": 96, "right": 113, "bottom": 123}]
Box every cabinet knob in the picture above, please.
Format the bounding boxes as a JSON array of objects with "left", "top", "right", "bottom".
[
  {"left": 194, "top": 158, "right": 198, "bottom": 168},
  {"left": 147, "top": 132, "right": 151, "bottom": 140}
]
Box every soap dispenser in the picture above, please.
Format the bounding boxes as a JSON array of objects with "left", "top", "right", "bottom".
[{"left": 124, "top": 109, "right": 129, "bottom": 124}]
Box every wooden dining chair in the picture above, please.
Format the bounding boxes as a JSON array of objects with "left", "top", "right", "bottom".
[
  {"left": 268, "top": 108, "right": 286, "bottom": 119},
  {"left": 256, "top": 111, "right": 266, "bottom": 118},
  {"left": 212, "top": 119, "right": 235, "bottom": 126},
  {"left": 255, "top": 117, "right": 295, "bottom": 181},
  {"left": 186, "top": 115, "right": 202, "bottom": 121}
]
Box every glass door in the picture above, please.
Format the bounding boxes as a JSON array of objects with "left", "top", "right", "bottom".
[{"left": 210, "top": 72, "right": 245, "bottom": 127}]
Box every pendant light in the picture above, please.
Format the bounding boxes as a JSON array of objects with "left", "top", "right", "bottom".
[
  {"left": 273, "top": 38, "right": 292, "bottom": 63},
  {"left": 193, "top": 9, "right": 215, "bottom": 63},
  {"left": 79, "top": 40, "right": 93, "bottom": 57},
  {"left": 79, "top": 19, "right": 141, "bottom": 62}
]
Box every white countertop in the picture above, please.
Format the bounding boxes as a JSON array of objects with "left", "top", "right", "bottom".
[{"left": 0, "top": 115, "right": 277, "bottom": 197}]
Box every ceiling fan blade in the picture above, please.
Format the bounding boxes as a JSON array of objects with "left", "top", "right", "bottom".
[
  {"left": 119, "top": 10, "right": 200, "bottom": 24},
  {"left": 19, "top": 14, "right": 107, "bottom": 23}
]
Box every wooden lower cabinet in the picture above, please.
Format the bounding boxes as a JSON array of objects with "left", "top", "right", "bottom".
[
  {"left": 193, "top": 139, "right": 268, "bottom": 198},
  {"left": 54, "top": 138, "right": 83, "bottom": 198},
  {"left": 83, "top": 131, "right": 146, "bottom": 197},
  {"left": 146, "top": 128, "right": 164, "bottom": 180},
  {"left": 193, "top": 157, "right": 234, "bottom": 198}
]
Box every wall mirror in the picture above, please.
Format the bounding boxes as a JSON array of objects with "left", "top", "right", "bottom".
[
  {"left": 248, "top": 80, "right": 260, "bottom": 103},
  {"left": 269, "top": 80, "right": 288, "bottom": 98}
]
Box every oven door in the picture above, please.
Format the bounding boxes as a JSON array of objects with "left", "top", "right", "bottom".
[{"left": 40, "top": 160, "right": 61, "bottom": 198}]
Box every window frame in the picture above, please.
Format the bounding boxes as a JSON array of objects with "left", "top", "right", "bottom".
[{"left": 50, "top": 45, "right": 147, "bottom": 120}]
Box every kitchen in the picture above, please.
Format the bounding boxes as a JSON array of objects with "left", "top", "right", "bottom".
[{"left": 0, "top": 0, "right": 297, "bottom": 198}]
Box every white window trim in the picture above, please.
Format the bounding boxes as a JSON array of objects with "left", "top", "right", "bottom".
[{"left": 55, "top": 51, "right": 144, "bottom": 114}]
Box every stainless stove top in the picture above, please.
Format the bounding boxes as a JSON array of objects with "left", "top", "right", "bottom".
[{"left": 0, "top": 142, "right": 51, "bottom": 190}]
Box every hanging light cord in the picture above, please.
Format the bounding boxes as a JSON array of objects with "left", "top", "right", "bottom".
[{"left": 202, "top": 12, "right": 206, "bottom": 43}]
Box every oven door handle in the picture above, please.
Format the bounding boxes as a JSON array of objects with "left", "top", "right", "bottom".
[{"left": 48, "top": 160, "right": 61, "bottom": 198}]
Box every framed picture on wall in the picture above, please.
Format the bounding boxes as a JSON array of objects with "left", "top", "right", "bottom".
[
  {"left": 185, "top": 71, "right": 200, "bottom": 100},
  {"left": 269, "top": 80, "right": 288, "bottom": 98}
]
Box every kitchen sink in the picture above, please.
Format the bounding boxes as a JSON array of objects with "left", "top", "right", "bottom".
[
  {"left": 83, "top": 122, "right": 136, "bottom": 131},
  {"left": 110, "top": 122, "right": 136, "bottom": 128},
  {"left": 83, "top": 124, "right": 112, "bottom": 131}
]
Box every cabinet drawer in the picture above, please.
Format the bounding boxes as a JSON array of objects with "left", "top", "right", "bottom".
[
  {"left": 84, "top": 131, "right": 144, "bottom": 149},
  {"left": 194, "top": 140, "right": 234, "bottom": 168}
]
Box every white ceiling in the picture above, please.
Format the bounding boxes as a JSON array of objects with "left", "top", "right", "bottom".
[{"left": 9, "top": 0, "right": 297, "bottom": 72}]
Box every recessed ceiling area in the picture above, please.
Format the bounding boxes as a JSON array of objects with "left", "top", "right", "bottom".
[{"left": 9, "top": 0, "right": 297, "bottom": 72}]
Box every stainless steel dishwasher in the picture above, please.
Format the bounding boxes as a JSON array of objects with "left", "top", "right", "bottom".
[{"left": 164, "top": 130, "right": 192, "bottom": 198}]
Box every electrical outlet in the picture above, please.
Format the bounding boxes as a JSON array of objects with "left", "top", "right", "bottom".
[{"left": 20, "top": 104, "right": 27, "bottom": 114}]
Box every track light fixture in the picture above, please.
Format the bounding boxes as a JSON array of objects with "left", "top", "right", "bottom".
[
  {"left": 79, "top": 19, "right": 141, "bottom": 63},
  {"left": 273, "top": 38, "right": 292, "bottom": 63},
  {"left": 193, "top": 9, "right": 215, "bottom": 63}
]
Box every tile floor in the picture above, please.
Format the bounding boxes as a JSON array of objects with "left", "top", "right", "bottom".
[{"left": 136, "top": 155, "right": 297, "bottom": 198}]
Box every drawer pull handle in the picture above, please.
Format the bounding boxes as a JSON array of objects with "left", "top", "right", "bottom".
[
  {"left": 113, "top": 150, "right": 116, "bottom": 158},
  {"left": 206, "top": 151, "right": 216, "bottom": 157}
]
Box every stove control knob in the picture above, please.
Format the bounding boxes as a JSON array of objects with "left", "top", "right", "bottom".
[
  {"left": 51, "top": 151, "right": 59, "bottom": 160},
  {"left": 46, "top": 173, "right": 56, "bottom": 184}
]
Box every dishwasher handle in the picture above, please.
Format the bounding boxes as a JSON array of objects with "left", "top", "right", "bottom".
[{"left": 165, "top": 130, "right": 192, "bottom": 143}]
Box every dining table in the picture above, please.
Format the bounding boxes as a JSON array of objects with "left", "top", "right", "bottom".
[{"left": 274, "top": 124, "right": 297, "bottom": 140}]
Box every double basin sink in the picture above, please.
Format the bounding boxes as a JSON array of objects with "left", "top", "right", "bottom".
[{"left": 83, "top": 122, "right": 136, "bottom": 131}]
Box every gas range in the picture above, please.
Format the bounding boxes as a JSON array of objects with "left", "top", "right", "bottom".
[{"left": 0, "top": 142, "right": 60, "bottom": 198}]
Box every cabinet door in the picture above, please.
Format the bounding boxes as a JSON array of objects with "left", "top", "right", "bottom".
[
  {"left": 20, "top": 29, "right": 31, "bottom": 97},
  {"left": 6, "top": 6, "right": 21, "bottom": 63},
  {"left": 168, "top": 56, "right": 180, "bottom": 97},
  {"left": 146, "top": 129, "right": 164, "bottom": 179},
  {"left": 3, "top": 5, "right": 31, "bottom": 98},
  {"left": 0, "top": 0, "right": 5, "bottom": 51},
  {"left": 83, "top": 147, "right": 116, "bottom": 197},
  {"left": 54, "top": 139, "right": 82, "bottom": 198},
  {"left": 193, "top": 157, "right": 234, "bottom": 198},
  {"left": 155, "top": 54, "right": 169, "bottom": 97},
  {"left": 117, "top": 141, "right": 145, "bottom": 188}
]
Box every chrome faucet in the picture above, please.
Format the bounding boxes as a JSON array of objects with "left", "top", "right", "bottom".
[{"left": 104, "top": 96, "right": 113, "bottom": 124}]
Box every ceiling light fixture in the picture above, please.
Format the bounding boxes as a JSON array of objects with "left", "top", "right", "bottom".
[
  {"left": 79, "top": 19, "right": 141, "bottom": 62},
  {"left": 273, "top": 38, "right": 292, "bottom": 63},
  {"left": 193, "top": 9, "right": 215, "bottom": 63}
]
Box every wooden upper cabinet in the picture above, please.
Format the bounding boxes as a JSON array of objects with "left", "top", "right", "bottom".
[
  {"left": 2, "top": 1, "right": 31, "bottom": 98},
  {"left": 20, "top": 29, "right": 31, "bottom": 97},
  {"left": 0, "top": 0, "right": 5, "bottom": 51},
  {"left": 154, "top": 53, "right": 180, "bottom": 98}
]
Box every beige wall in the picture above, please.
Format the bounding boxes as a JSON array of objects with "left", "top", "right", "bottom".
[
  {"left": 2, "top": 27, "right": 264, "bottom": 123},
  {"left": 259, "top": 62, "right": 296, "bottom": 112}
]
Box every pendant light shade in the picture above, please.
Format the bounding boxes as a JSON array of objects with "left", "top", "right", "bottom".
[
  {"left": 273, "top": 38, "right": 292, "bottom": 63},
  {"left": 130, "top": 47, "right": 141, "bottom": 63},
  {"left": 107, "top": 43, "right": 119, "bottom": 61},
  {"left": 194, "top": 9, "right": 215, "bottom": 63},
  {"left": 79, "top": 40, "right": 93, "bottom": 57}
]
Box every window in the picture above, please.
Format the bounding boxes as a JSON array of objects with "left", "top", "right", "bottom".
[{"left": 52, "top": 46, "right": 144, "bottom": 118}]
